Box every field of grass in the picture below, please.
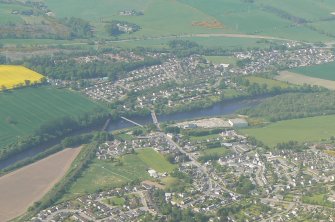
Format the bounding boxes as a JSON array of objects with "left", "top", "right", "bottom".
[
  {"left": 241, "top": 115, "right": 335, "bottom": 147},
  {"left": 63, "top": 155, "right": 150, "bottom": 199},
  {"left": 246, "top": 76, "right": 291, "bottom": 88},
  {"left": 205, "top": 56, "right": 237, "bottom": 65},
  {"left": 179, "top": 0, "right": 335, "bottom": 42},
  {"left": 0, "top": 87, "right": 102, "bottom": 148},
  {"left": 137, "top": 148, "right": 176, "bottom": 173},
  {"left": 0, "top": 66, "right": 44, "bottom": 90},
  {"left": 190, "top": 134, "right": 221, "bottom": 142},
  {"left": 290, "top": 62, "right": 335, "bottom": 81},
  {"left": 201, "top": 147, "right": 230, "bottom": 157}
]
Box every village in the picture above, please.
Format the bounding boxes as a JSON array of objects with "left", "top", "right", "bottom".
[
  {"left": 45, "top": 45, "right": 335, "bottom": 116},
  {"left": 30, "top": 114, "right": 335, "bottom": 221}
]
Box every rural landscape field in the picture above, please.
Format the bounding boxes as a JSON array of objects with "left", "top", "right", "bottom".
[
  {"left": 1, "top": 0, "right": 335, "bottom": 221},
  {"left": 0, "top": 65, "right": 44, "bottom": 90}
]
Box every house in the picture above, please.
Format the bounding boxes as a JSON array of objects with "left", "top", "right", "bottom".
[
  {"left": 148, "top": 169, "right": 158, "bottom": 178},
  {"left": 228, "top": 118, "right": 248, "bottom": 128}
]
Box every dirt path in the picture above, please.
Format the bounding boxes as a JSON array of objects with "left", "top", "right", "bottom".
[
  {"left": 276, "top": 71, "right": 335, "bottom": 90},
  {"left": 0, "top": 147, "right": 82, "bottom": 222}
]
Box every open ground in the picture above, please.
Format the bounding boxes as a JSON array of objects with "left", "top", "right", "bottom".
[
  {"left": 241, "top": 115, "right": 335, "bottom": 147},
  {"left": 276, "top": 71, "right": 335, "bottom": 90},
  {"left": 0, "top": 147, "right": 81, "bottom": 221},
  {"left": 0, "top": 87, "right": 102, "bottom": 148}
]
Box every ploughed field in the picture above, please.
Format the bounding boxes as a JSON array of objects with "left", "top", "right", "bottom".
[
  {"left": 0, "top": 147, "right": 81, "bottom": 222},
  {"left": 0, "top": 87, "right": 102, "bottom": 148},
  {"left": 0, "top": 65, "right": 44, "bottom": 90}
]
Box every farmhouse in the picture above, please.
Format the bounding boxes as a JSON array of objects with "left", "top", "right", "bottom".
[{"left": 228, "top": 118, "right": 248, "bottom": 128}]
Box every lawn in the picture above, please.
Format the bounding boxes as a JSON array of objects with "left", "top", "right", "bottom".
[
  {"left": 241, "top": 115, "right": 335, "bottom": 147},
  {"left": 190, "top": 134, "right": 221, "bottom": 142},
  {"left": 63, "top": 155, "right": 150, "bottom": 200},
  {"left": 0, "top": 87, "right": 102, "bottom": 148},
  {"left": 137, "top": 148, "right": 176, "bottom": 173},
  {"left": 0, "top": 66, "right": 44, "bottom": 90},
  {"left": 201, "top": 147, "right": 231, "bottom": 157},
  {"left": 246, "top": 76, "right": 291, "bottom": 88},
  {"left": 290, "top": 61, "right": 335, "bottom": 81},
  {"left": 205, "top": 56, "right": 237, "bottom": 66}
]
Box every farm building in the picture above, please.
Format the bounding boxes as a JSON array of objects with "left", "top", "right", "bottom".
[{"left": 228, "top": 118, "right": 248, "bottom": 128}]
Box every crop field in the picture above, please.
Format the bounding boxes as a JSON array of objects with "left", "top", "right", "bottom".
[
  {"left": 0, "top": 66, "right": 44, "bottom": 90},
  {"left": 241, "top": 115, "right": 335, "bottom": 147},
  {"left": 0, "top": 147, "right": 81, "bottom": 222},
  {"left": 0, "top": 87, "right": 102, "bottom": 148},
  {"left": 137, "top": 148, "right": 176, "bottom": 173},
  {"left": 179, "top": 0, "right": 335, "bottom": 42},
  {"left": 63, "top": 155, "right": 150, "bottom": 200},
  {"left": 276, "top": 71, "right": 335, "bottom": 90},
  {"left": 246, "top": 76, "right": 291, "bottom": 88},
  {"left": 290, "top": 62, "right": 335, "bottom": 81}
]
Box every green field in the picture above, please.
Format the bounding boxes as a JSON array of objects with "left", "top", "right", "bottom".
[
  {"left": 63, "top": 155, "right": 150, "bottom": 199},
  {"left": 290, "top": 62, "right": 335, "bottom": 81},
  {"left": 241, "top": 115, "right": 335, "bottom": 147},
  {"left": 179, "top": 0, "right": 335, "bottom": 42},
  {"left": 63, "top": 148, "right": 175, "bottom": 199},
  {"left": 0, "top": 87, "right": 102, "bottom": 147},
  {"left": 246, "top": 76, "right": 291, "bottom": 88},
  {"left": 201, "top": 147, "right": 230, "bottom": 157},
  {"left": 137, "top": 148, "right": 176, "bottom": 173}
]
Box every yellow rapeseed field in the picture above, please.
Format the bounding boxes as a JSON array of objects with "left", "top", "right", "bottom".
[{"left": 0, "top": 65, "right": 45, "bottom": 90}]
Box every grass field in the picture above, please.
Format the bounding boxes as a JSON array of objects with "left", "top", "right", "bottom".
[
  {"left": 201, "top": 147, "right": 230, "bottom": 157},
  {"left": 0, "top": 147, "right": 81, "bottom": 222},
  {"left": 137, "top": 148, "right": 176, "bottom": 173},
  {"left": 276, "top": 71, "right": 335, "bottom": 90},
  {"left": 63, "top": 155, "right": 150, "bottom": 199},
  {"left": 241, "top": 115, "right": 335, "bottom": 147},
  {"left": 246, "top": 76, "right": 291, "bottom": 88},
  {"left": 205, "top": 56, "right": 237, "bottom": 65},
  {"left": 290, "top": 62, "right": 335, "bottom": 81},
  {"left": 179, "top": 0, "right": 335, "bottom": 42},
  {"left": 0, "top": 66, "right": 44, "bottom": 90},
  {"left": 0, "top": 87, "right": 102, "bottom": 148},
  {"left": 63, "top": 148, "right": 175, "bottom": 199}
]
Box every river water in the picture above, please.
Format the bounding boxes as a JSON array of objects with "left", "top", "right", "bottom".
[{"left": 0, "top": 96, "right": 266, "bottom": 170}]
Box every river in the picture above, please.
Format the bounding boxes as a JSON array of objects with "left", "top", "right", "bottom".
[{"left": 0, "top": 96, "right": 266, "bottom": 170}]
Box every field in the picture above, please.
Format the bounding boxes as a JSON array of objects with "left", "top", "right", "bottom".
[
  {"left": 63, "top": 148, "right": 176, "bottom": 199},
  {"left": 137, "top": 148, "right": 176, "bottom": 173},
  {"left": 201, "top": 147, "right": 230, "bottom": 157},
  {"left": 246, "top": 76, "right": 291, "bottom": 88},
  {"left": 241, "top": 115, "right": 335, "bottom": 147},
  {"left": 205, "top": 56, "right": 237, "bottom": 66},
  {"left": 179, "top": 0, "right": 335, "bottom": 42},
  {"left": 63, "top": 155, "right": 150, "bottom": 199},
  {"left": 0, "top": 87, "right": 102, "bottom": 148},
  {"left": 0, "top": 66, "right": 44, "bottom": 90},
  {"left": 290, "top": 62, "right": 335, "bottom": 81},
  {"left": 0, "top": 147, "right": 81, "bottom": 222},
  {"left": 276, "top": 71, "right": 335, "bottom": 90}
]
